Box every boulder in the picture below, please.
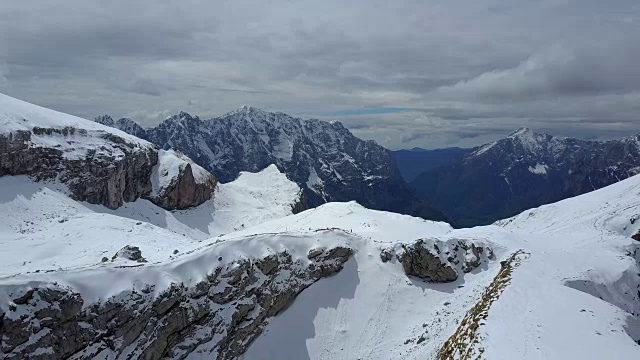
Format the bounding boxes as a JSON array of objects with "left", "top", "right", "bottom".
[
  {"left": 147, "top": 150, "right": 217, "bottom": 210},
  {"left": 112, "top": 245, "right": 147, "bottom": 263},
  {"left": 383, "top": 239, "right": 494, "bottom": 283}
]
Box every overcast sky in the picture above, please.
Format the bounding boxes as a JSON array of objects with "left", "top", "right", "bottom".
[{"left": 1, "top": 0, "right": 639, "bottom": 149}]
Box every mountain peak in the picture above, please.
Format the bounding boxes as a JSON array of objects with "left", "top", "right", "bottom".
[
  {"left": 509, "top": 127, "right": 534, "bottom": 138},
  {"left": 238, "top": 105, "right": 266, "bottom": 114},
  {"left": 178, "top": 111, "right": 194, "bottom": 119},
  {"left": 94, "top": 115, "right": 115, "bottom": 127},
  {"left": 163, "top": 111, "right": 199, "bottom": 123},
  {"left": 220, "top": 105, "right": 271, "bottom": 120}
]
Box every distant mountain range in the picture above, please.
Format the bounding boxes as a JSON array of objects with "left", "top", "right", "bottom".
[
  {"left": 95, "top": 106, "right": 448, "bottom": 221},
  {"left": 409, "top": 127, "right": 640, "bottom": 227}
]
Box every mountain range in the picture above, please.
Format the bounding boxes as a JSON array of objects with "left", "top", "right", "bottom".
[
  {"left": 95, "top": 106, "right": 449, "bottom": 222},
  {"left": 410, "top": 127, "right": 640, "bottom": 227}
]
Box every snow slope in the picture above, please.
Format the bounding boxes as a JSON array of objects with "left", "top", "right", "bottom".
[
  {"left": 239, "top": 176, "right": 640, "bottom": 359},
  {"left": 2, "top": 170, "right": 640, "bottom": 358},
  {"left": 0, "top": 92, "right": 152, "bottom": 160},
  {"left": 0, "top": 165, "right": 301, "bottom": 276},
  {"left": 93, "top": 164, "right": 301, "bottom": 239}
]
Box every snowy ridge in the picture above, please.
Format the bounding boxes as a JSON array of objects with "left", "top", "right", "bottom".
[
  {"left": 242, "top": 176, "right": 640, "bottom": 359},
  {"left": 0, "top": 93, "right": 152, "bottom": 160},
  {"left": 0, "top": 229, "right": 356, "bottom": 305}
]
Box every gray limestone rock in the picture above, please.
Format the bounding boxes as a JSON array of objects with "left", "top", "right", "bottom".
[{"left": 1, "top": 246, "right": 353, "bottom": 359}]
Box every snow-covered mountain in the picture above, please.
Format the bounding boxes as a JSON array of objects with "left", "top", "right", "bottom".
[
  {"left": 2, "top": 94, "right": 640, "bottom": 359},
  {"left": 411, "top": 127, "right": 640, "bottom": 227},
  {"left": 94, "top": 106, "right": 434, "bottom": 218}
]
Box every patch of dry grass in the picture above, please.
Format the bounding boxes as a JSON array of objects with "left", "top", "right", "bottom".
[{"left": 436, "top": 250, "right": 528, "bottom": 360}]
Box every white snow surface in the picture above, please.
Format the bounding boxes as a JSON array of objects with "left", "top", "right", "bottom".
[
  {"left": 0, "top": 165, "right": 301, "bottom": 276},
  {"left": 2, "top": 173, "right": 640, "bottom": 358},
  {"left": 97, "top": 164, "right": 300, "bottom": 240},
  {"left": 0, "top": 93, "right": 152, "bottom": 160},
  {"left": 239, "top": 176, "right": 640, "bottom": 359}
]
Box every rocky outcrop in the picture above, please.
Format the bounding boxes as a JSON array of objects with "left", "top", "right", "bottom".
[
  {"left": 0, "top": 128, "right": 157, "bottom": 209},
  {"left": 1, "top": 127, "right": 216, "bottom": 211},
  {"left": 111, "top": 245, "right": 147, "bottom": 262},
  {"left": 0, "top": 246, "right": 353, "bottom": 359},
  {"left": 382, "top": 239, "right": 494, "bottom": 283},
  {"left": 290, "top": 190, "right": 309, "bottom": 214},
  {"left": 150, "top": 162, "right": 217, "bottom": 210}
]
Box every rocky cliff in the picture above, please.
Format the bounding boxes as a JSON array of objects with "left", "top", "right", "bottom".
[
  {"left": 0, "top": 93, "right": 216, "bottom": 210},
  {"left": 0, "top": 242, "right": 353, "bottom": 359},
  {"left": 0, "top": 127, "right": 157, "bottom": 209}
]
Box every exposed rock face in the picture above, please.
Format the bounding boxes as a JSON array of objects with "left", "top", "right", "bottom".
[
  {"left": 112, "top": 245, "right": 147, "bottom": 262},
  {"left": 95, "top": 115, "right": 148, "bottom": 139},
  {"left": 0, "top": 128, "right": 157, "bottom": 209},
  {"left": 383, "top": 239, "right": 494, "bottom": 283},
  {"left": 0, "top": 246, "right": 353, "bottom": 359},
  {"left": 290, "top": 190, "right": 309, "bottom": 214},
  {"left": 1, "top": 127, "right": 215, "bottom": 211},
  {"left": 150, "top": 161, "right": 217, "bottom": 210}
]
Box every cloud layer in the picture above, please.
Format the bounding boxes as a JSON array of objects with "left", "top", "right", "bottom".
[{"left": 1, "top": 0, "right": 639, "bottom": 149}]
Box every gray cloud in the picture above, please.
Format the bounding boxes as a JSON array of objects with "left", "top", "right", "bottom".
[
  {"left": 436, "top": 44, "right": 640, "bottom": 100},
  {"left": 1, "top": 0, "right": 639, "bottom": 149}
]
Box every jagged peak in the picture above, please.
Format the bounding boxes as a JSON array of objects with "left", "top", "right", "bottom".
[
  {"left": 163, "top": 111, "right": 199, "bottom": 123},
  {"left": 115, "top": 117, "right": 138, "bottom": 124},
  {"left": 508, "top": 127, "right": 534, "bottom": 138},
  {"left": 223, "top": 105, "right": 270, "bottom": 118},
  {"left": 94, "top": 115, "right": 115, "bottom": 126},
  {"left": 472, "top": 127, "right": 549, "bottom": 157}
]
